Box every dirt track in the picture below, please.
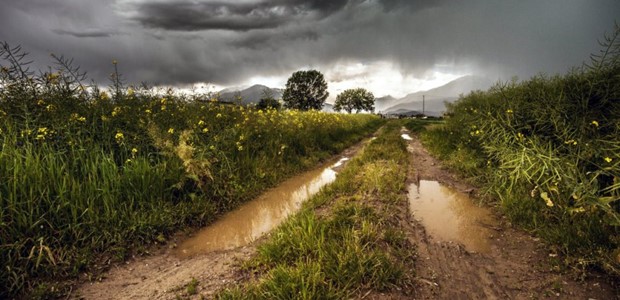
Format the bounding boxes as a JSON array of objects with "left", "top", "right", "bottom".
[
  {"left": 73, "top": 129, "right": 618, "bottom": 299},
  {"left": 400, "top": 128, "right": 617, "bottom": 299}
]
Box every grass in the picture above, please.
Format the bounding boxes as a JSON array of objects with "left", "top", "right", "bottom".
[
  {"left": 216, "top": 121, "right": 415, "bottom": 299},
  {"left": 0, "top": 42, "right": 385, "bottom": 298},
  {"left": 419, "top": 25, "right": 620, "bottom": 278}
]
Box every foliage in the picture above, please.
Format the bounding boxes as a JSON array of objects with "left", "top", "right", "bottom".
[
  {"left": 217, "top": 122, "right": 414, "bottom": 299},
  {"left": 282, "top": 70, "right": 329, "bottom": 111},
  {"left": 0, "top": 42, "right": 385, "bottom": 298},
  {"left": 334, "top": 88, "right": 375, "bottom": 113},
  {"left": 256, "top": 89, "right": 281, "bottom": 110},
  {"left": 421, "top": 25, "right": 620, "bottom": 277}
]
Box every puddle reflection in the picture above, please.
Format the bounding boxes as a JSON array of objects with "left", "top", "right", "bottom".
[
  {"left": 177, "top": 158, "right": 347, "bottom": 257},
  {"left": 408, "top": 180, "right": 497, "bottom": 253}
]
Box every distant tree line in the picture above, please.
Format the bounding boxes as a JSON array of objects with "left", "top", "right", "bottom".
[{"left": 276, "top": 69, "right": 375, "bottom": 113}]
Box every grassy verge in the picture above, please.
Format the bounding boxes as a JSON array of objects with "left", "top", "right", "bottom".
[
  {"left": 0, "top": 43, "right": 385, "bottom": 298},
  {"left": 217, "top": 121, "right": 415, "bottom": 299},
  {"left": 419, "top": 26, "right": 620, "bottom": 278}
]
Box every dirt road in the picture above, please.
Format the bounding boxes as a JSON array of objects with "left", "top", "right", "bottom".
[
  {"left": 401, "top": 128, "right": 617, "bottom": 299},
  {"left": 74, "top": 129, "right": 617, "bottom": 299}
]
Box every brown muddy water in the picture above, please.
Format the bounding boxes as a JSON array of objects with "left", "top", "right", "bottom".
[
  {"left": 408, "top": 180, "right": 498, "bottom": 253},
  {"left": 177, "top": 157, "right": 350, "bottom": 257}
]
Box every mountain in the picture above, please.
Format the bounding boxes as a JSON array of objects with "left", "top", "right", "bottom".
[
  {"left": 375, "top": 95, "right": 398, "bottom": 111},
  {"left": 380, "top": 75, "right": 494, "bottom": 116},
  {"left": 217, "top": 84, "right": 283, "bottom": 105}
]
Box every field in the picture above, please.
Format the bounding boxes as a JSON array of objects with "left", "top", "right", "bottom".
[
  {"left": 0, "top": 44, "right": 384, "bottom": 297},
  {"left": 2, "top": 26, "right": 620, "bottom": 298}
]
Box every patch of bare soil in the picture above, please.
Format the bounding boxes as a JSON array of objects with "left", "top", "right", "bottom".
[
  {"left": 73, "top": 241, "right": 253, "bottom": 300},
  {"left": 401, "top": 128, "right": 618, "bottom": 299}
]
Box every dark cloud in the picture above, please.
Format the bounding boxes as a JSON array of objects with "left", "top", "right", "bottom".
[
  {"left": 52, "top": 29, "right": 119, "bottom": 38},
  {"left": 0, "top": 0, "right": 619, "bottom": 91},
  {"left": 378, "top": 0, "right": 446, "bottom": 12},
  {"left": 126, "top": 0, "right": 350, "bottom": 31}
]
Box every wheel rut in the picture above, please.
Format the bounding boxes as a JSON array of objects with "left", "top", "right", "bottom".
[{"left": 402, "top": 127, "right": 616, "bottom": 299}]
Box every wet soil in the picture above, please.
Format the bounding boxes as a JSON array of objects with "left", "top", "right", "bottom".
[
  {"left": 73, "top": 129, "right": 618, "bottom": 299},
  {"left": 73, "top": 141, "right": 367, "bottom": 300},
  {"left": 400, "top": 127, "right": 618, "bottom": 299}
]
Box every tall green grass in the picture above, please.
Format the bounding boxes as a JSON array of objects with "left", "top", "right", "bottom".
[
  {"left": 218, "top": 121, "right": 414, "bottom": 299},
  {"left": 0, "top": 42, "right": 385, "bottom": 298},
  {"left": 421, "top": 26, "right": 620, "bottom": 276}
]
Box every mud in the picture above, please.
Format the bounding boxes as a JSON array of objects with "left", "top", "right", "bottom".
[
  {"left": 73, "top": 140, "right": 367, "bottom": 300},
  {"left": 177, "top": 157, "right": 347, "bottom": 257},
  {"left": 73, "top": 129, "right": 618, "bottom": 299},
  {"left": 408, "top": 180, "right": 498, "bottom": 254},
  {"left": 400, "top": 127, "right": 617, "bottom": 299}
]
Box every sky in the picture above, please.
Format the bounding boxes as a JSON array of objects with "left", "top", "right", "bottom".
[{"left": 1, "top": 0, "right": 619, "bottom": 100}]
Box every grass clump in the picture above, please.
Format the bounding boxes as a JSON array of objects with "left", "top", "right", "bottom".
[
  {"left": 0, "top": 42, "right": 385, "bottom": 298},
  {"left": 421, "top": 25, "right": 620, "bottom": 277},
  {"left": 217, "top": 121, "right": 414, "bottom": 299}
]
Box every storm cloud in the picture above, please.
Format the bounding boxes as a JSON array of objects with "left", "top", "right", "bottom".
[
  {"left": 126, "top": 0, "right": 351, "bottom": 31},
  {"left": 0, "top": 0, "right": 618, "bottom": 95}
]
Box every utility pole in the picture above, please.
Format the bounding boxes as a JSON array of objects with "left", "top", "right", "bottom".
[{"left": 422, "top": 94, "right": 425, "bottom": 116}]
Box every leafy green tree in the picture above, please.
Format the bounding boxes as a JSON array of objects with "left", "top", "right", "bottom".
[
  {"left": 334, "top": 88, "right": 375, "bottom": 113},
  {"left": 256, "top": 88, "right": 281, "bottom": 110},
  {"left": 282, "top": 70, "right": 328, "bottom": 110}
]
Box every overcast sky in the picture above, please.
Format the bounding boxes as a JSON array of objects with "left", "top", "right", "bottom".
[{"left": 1, "top": 0, "right": 618, "bottom": 99}]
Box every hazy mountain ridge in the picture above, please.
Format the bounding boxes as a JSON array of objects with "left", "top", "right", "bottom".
[
  {"left": 216, "top": 75, "right": 494, "bottom": 115},
  {"left": 217, "top": 84, "right": 283, "bottom": 105},
  {"left": 378, "top": 75, "right": 494, "bottom": 116}
]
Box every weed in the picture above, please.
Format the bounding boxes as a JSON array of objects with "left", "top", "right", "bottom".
[
  {"left": 421, "top": 25, "right": 620, "bottom": 276},
  {"left": 0, "top": 42, "right": 384, "bottom": 298},
  {"left": 217, "top": 121, "right": 414, "bottom": 298}
]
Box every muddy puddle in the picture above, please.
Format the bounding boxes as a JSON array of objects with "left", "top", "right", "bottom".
[
  {"left": 177, "top": 157, "right": 349, "bottom": 257},
  {"left": 408, "top": 180, "right": 498, "bottom": 253}
]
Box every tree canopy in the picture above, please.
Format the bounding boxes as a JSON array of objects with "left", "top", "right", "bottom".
[
  {"left": 334, "top": 88, "right": 375, "bottom": 113},
  {"left": 256, "top": 88, "right": 281, "bottom": 110},
  {"left": 282, "top": 70, "right": 328, "bottom": 111}
]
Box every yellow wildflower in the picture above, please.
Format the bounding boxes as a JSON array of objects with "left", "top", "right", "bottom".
[
  {"left": 202, "top": 127, "right": 209, "bottom": 133},
  {"left": 131, "top": 148, "right": 138, "bottom": 155},
  {"left": 168, "top": 128, "right": 174, "bottom": 134},
  {"left": 145, "top": 109, "right": 152, "bottom": 114},
  {"left": 506, "top": 109, "right": 513, "bottom": 113},
  {"left": 216, "top": 113, "right": 222, "bottom": 118},
  {"left": 115, "top": 132, "right": 124, "bottom": 142},
  {"left": 605, "top": 157, "right": 613, "bottom": 163},
  {"left": 591, "top": 120, "right": 599, "bottom": 127},
  {"left": 198, "top": 120, "right": 205, "bottom": 126}
]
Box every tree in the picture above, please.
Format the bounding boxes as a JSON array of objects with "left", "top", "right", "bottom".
[
  {"left": 334, "top": 88, "right": 375, "bottom": 113},
  {"left": 282, "top": 70, "right": 328, "bottom": 110},
  {"left": 256, "top": 88, "right": 281, "bottom": 110}
]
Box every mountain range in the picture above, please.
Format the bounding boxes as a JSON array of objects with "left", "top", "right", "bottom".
[
  {"left": 217, "top": 84, "right": 283, "bottom": 105},
  {"left": 376, "top": 75, "right": 494, "bottom": 117},
  {"left": 215, "top": 75, "right": 494, "bottom": 116}
]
